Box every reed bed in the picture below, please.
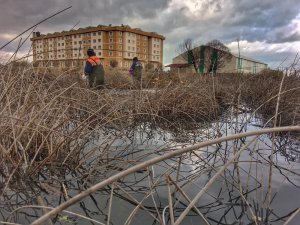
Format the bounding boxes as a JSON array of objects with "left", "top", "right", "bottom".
[{"left": 0, "top": 63, "right": 299, "bottom": 225}]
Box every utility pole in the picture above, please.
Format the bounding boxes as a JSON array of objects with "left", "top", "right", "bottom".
[{"left": 237, "top": 38, "right": 241, "bottom": 73}]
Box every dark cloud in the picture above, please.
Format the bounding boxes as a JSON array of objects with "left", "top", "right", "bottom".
[
  {"left": 0, "top": 0, "right": 170, "bottom": 55},
  {"left": 275, "top": 32, "right": 300, "bottom": 43},
  {"left": 0, "top": 0, "right": 299, "bottom": 67},
  {"left": 0, "top": 0, "right": 170, "bottom": 33}
]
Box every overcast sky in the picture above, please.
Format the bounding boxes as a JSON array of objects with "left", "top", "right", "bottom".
[{"left": 0, "top": 0, "right": 299, "bottom": 68}]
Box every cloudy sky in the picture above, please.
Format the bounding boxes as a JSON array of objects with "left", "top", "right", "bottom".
[{"left": 0, "top": 0, "right": 299, "bottom": 68}]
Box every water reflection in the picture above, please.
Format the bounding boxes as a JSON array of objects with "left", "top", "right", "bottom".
[{"left": 1, "top": 113, "right": 300, "bottom": 225}]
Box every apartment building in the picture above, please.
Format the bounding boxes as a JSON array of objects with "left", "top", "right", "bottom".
[{"left": 31, "top": 24, "right": 165, "bottom": 70}]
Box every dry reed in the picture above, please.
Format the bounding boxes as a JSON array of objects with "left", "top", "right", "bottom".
[{"left": 0, "top": 62, "right": 299, "bottom": 225}]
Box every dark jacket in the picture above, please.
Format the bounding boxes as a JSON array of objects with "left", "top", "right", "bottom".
[{"left": 84, "top": 56, "right": 105, "bottom": 88}]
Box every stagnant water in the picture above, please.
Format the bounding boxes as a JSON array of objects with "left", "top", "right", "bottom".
[{"left": 1, "top": 113, "right": 300, "bottom": 225}]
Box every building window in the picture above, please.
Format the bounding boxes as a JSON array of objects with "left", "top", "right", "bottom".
[
  {"left": 98, "top": 51, "right": 102, "bottom": 56},
  {"left": 132, "top": 47, "right": 135, "bottom": 51},
  {"left": 98, "top": 39, "right": 101, "bottom": 42},
  {"left": 88, "top": 40, "right": 91, "bottom": 43},
  {"left": 154, "top": 50, "right": 156, "bottom": 54},
  {"left": 83, "top": 41, "right": 86, "bottom": 44},
  {"left": 127, "top": 52, "right": 130, "bottom": 57},
  {"left": 154, "top": 44, "right": 156, "bottom": 47},
  {"left": 127, "top": 46, "right": 130, "bottom": 51},
  {"left": 119, "top": 38, "right": 122, "bottom": 43},
  {"left": 109, "top": 51, "right": 113, "bottom": 56},
  {"left": 98, "top": 31, "right": 101, "bottom": 35},
  {"left": 143, "top": 49, "right": 146, "bottom": 53},
  {"left": 78, "top": 34, "right": 81, "bottom": 38},
  {"left": 143, "top": 36, "right": 147, "bottom": 40},
  {"left": 109, "top": 38, "right": 113, "bottom": 43},
  {"left": 137, "top": 47, "right": 140, "bottom": 51},
  {"left": 119, "top": 45, "right": 122, "bottom": 50},
  {"left": 143, "top": 43, "right": 147, "bottom": 46},
  {"left": 93, "top": 46, "right": 96, "bottom": 49},
  {"left": 79, "top": 41, "right": 82, "bottom": 44},
  {"left": 98, "top": 45, "right": 101, "bottom": 49},
  {"left": 119, "top": 31, "right": 122, "bottom": 36},
  {"left": 58, "top": 43, "right": 60, "bottom": 46},
  {"left": 128, "top": 40, "right": 131, "bottom": 43},
  {"left": 109, "top": 31, "right": 113, "bottom": 36},
  {"left": 109, "top": 45, "right": 113, "bottom": 50},
  {"left": 93, "top": 33, "right": 96, "bottom": 36},
  {"left": 74, "top": 41, "right": 77, "bottom": 45},
  {"left": 137, "top": 41, "right": 140, "bottom": 45},
  {"left": 93, "top": 39, "right": 96, "bottom": 43},
  {"left": 119, "top": 52, "right": 122, "bottom": 56}
]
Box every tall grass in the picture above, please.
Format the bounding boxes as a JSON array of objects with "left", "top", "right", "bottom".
[{"left": 1, "top": 63, "right": 300, "bottom": 225}]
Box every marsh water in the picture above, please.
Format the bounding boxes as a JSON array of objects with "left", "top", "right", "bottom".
[{"left": 1, "top": 113, "right": 300, "bottom": 225}]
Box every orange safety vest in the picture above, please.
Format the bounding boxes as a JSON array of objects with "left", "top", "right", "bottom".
[{"left": 87, "top": 56, "right": 101, "bottom": 66}]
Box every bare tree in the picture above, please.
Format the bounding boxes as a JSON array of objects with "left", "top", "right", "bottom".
[
  {"left": 204, "top": 40, "right": 232, "bottom": 74},
  {"left": 178, "top": 39, "right": 232, "bottom": 74},
  {"left": 178, "top": 39, "right": 201, "bottom": 73}
]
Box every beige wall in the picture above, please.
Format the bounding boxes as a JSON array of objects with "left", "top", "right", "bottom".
[
  {"left": 171, "top": 53, "right": 267, "bottom": 74},
  {"left": 32, "top": 26, "right": 164, "bottom": 70}
]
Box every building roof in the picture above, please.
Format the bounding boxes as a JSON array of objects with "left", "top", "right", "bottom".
[
  {"left": 172, "top": 45, "right": 267, "bottom": 66},
  {"left": 31, "top": 25, "right": 165, "bottom": 41},
  {"left": 233, "top": 53, "right": 267, "bottom": 65},
  {"left": 165, "top": 63, "right": 191, "bottom": 68}
]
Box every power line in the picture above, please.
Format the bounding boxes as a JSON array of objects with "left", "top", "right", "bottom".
[{"left": 0, "top": 6, "right": 72, "bottom": 51}]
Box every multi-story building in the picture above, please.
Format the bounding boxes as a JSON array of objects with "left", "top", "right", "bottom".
[{"left": 31, "top": 24, "right": 165, "bottom": 70}]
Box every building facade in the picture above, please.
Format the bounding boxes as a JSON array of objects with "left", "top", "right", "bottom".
[
  {"left": 167, "top": 50, "right": 267, "bottom": 74},
  {"left": 31, "top": 25, "right": 165, "bottom": 70}
]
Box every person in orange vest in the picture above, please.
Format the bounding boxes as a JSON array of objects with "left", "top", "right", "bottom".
[{"left": 84, "top": 48, "right": 105, "bottom": 89}]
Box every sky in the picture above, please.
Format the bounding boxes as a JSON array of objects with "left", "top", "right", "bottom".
[{"left": 0, "top": 0, "right": 299, "bottom": 68}]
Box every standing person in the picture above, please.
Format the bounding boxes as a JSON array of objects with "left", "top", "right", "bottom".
[
  {"left": 129, "top": 57, "right": 143, "bottom": 83},
  {"left": 84, "top": 48, "right": 105, "bottom": 89}
]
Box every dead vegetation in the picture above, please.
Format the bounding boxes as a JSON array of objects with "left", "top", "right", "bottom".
[{"left": 0, "top": 62, "right": 300, "bottom": 225}]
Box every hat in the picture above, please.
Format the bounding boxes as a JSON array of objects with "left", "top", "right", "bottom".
[
  {"left": 87, "top": 48, "right": 95, "bottom": 57},
  {"left": 133, "top": 57, "right": 138, "bottom": 61}
]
